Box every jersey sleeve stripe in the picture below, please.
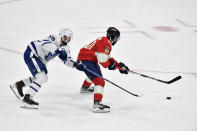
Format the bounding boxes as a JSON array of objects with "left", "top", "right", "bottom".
[{"left": 42, "top": 42, "right": 51, "bottom": 46}]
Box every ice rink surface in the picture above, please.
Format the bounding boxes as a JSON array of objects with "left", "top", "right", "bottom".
[{"left": 0, "top": 0, "right": 197, "bottom": 130}]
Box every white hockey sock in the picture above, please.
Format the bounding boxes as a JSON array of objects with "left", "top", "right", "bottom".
[
  {"left": 25, "top": 81, "right": 41, "bottom": 97},
  {"left": 25, "top": 72, "right": 48, "bottom": 97},
  {"left": 22, "top": 77, "right": 35, "bottom": 87}
]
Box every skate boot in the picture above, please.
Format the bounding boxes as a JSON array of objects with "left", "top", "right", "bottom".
[
  {"left": 21, "top": 94, "right": 39, "bottom": 109},
  {"left": 93, "top": 100, "right": 110, "bottom": 113},
  {"left": 80, "top": 85, "right": 94, "bottom": 93},
  {"left": 10, "top": 80, "right": 25, "bottom": 100}
]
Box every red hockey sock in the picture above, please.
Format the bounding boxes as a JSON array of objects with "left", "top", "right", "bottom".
[
  {"left": 94, "top": 93, "right": 103, "bottom": 101},
  {"left": 83, "top": 79, "right": 92, "bottom": 87},
  {"left": 83, "top": 80, "right": 92, "bottom": 87}
]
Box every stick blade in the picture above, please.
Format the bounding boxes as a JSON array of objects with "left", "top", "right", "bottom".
[{"left": 167, "top": 76, "right": 182, "bottom": 84}]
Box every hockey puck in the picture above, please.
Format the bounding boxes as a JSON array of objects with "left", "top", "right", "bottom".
[{"left": 166, "top": 97, "right": 171, "bottom": 100}]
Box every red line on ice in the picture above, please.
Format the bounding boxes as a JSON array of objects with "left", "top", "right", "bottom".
[
  {"left": 192, "top": 73, "right": 197, "bottom": 78},
  {"left": 137, "top": 31, "right": 154, "bottom": 40},
  {"left": 123, "top": 19, "right": 154, "bottom": 40},
  {"left": 176, "top": 19, "right": 197, "bottom": 27},
  {"left": 134, "top": 69, "right": 197, "bottom": 75},
  {"left": 123, "top": 20, "right": 137, "bottom": 28},
  {"left": 0, "top": 0, "right": 21, "bottom": 5},
  {"left": 1, "top": 46, "right": 196, "bottom": 78},
  {"left": 0, "top": 46, "right": 22, "bottom": 55}
]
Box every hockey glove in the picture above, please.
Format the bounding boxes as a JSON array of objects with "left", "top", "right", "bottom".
[
  {"left": 108, "top": 60, "right": 116, "bottom": 70},
  {"left": 58, "top": 50, "right": 67, "bottom": 62},
  {"left": 119, "top": 62, "right": 129, "bottom": 74},
  {"left": 74, "top": 61, "right": 87, "bottom": 71}
]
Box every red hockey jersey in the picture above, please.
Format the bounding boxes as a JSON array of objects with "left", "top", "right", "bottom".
[{"left": 77, "top": 36, "right": 119, "bottom": 68}]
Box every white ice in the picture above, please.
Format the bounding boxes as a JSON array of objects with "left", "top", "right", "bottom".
[{"left": 0, "top": 0, "right": 197, "bottom": 130}]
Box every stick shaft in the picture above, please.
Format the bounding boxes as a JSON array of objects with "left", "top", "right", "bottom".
[
  {"left": 116, "top": 67, "right": 181, "bottom": 84},
  {"left": 128, "top": 70, "right": 181, "bottom": 84},
  {"left": 86, "top": 68, "right": 139, "bottom": 97}
]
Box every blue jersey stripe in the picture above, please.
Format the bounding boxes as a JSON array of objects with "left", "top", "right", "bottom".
[
  {"left": 43, "top": 39, "right": 50, "bottom": 41},
  {"left": 42, "top": 42, "right": 51, "bottom": 46}
]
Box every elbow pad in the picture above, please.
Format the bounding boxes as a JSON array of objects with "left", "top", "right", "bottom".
[{"left": 96, "top": 53, "right": 110, "bottom": 68}]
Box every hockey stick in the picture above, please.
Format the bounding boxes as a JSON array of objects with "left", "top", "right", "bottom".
[
  {"left": 70, "top": 60, "right": 139, "bottom": 97},
  {"left": 117, "top": 67, "right": 181, "bottom": 84},
  {"left": 128, "top": 70, "right": 181, "bottom": 84},
  {"left": 85, "top": 68, "right": 140, "bottom": 97}
]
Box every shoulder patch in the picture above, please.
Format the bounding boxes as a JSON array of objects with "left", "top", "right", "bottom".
[
  {"left": 108, "top": 40, "right": 111, "bottom": 44},
  {"left": 49, "top": 35, "right": 55, "bottom": 41},
  {"left": 105, "top": 46, "right": 110, "bottom": 54}
]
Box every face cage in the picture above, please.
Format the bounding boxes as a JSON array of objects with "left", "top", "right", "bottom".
[
  {"left": 62, "top": 35, "right": 71, "bottom": 43},
  {"left": 111, "top": 35, "right": 120, "bottom": 46}
]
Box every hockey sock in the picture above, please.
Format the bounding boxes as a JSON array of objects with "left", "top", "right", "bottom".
[
  {"left": 25, "top": 72, "right": 48, "bottom": 97},
  {"left": 94, "top": 85, "right": 104, "bottom": 101},
  {"left": 94, "top": 93, "right": 103, "bottom": 101},
  {"left": 83, "top": 77, "right": 92, "bottom": 87},
  {"left": 91, "top": 77, "right": 105, "bottom": 101},
  {"left": 26, "top": 81, "right": 41, "bottom": 97},
  {"left": 22, "top": 77, "right": 35, "bottom": 87}
]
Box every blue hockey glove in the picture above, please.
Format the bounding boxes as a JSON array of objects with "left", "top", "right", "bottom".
[
  {"left": 57, "top": 49, "right": 67, "bottom": 62},
  {"left": 119, "top": 62, "right": 129, "bottom": 74},
  {"left": 74, "top": 61, "right": 87, "bottom": 71},
  {"left": 108, "top": 60, "right": 116, "bottom": 70}
]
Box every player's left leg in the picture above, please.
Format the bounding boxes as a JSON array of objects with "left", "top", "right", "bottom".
[
  {"left": 80, "top": 77, "right": 94, "bottom": 93},
  {"left": 10, "top": 47, "right": 37, "bottom": 100},
  {"left": 21, "top": 49, "right": 48, "bottom": 109}
]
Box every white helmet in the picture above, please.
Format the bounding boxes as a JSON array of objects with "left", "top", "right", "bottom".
[{"left": 59, "top": 27, "right": 73, "bottom": 44}]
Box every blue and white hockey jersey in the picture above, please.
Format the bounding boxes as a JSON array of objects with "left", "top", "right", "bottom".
[{"left": 27, "top": 35, "right": 74, "bottom": 67}]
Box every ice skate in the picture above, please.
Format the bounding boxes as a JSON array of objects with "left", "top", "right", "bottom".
[
  {"left": 21, "top": 94, "right": 39, "bottom": 109},
  {"left": 93, "top": 101, "right": 110, "bottom": 113},
  {"left": 80, "top": 85, "right": 94, "bottom": 93},
  {"left": 9, "top": 81, "right": 25, "bottom": 100}
]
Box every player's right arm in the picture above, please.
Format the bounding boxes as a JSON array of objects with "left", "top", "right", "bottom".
[{"left": 95, "top": 37, "right": 121, "bottom": 70}]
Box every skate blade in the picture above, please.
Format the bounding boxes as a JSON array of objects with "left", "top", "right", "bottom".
[
  {"left": 93, "top": 108, "right": 110, "bottom": 113},
  {"left": 80, "top": 89, "right": 94, "bottom": 94},
  {"left": 9, "top": 85, "right": 23, "bottom": 100},
  {"left": 80, "top": 91, "right": 94, "bottom": 94},
  {"left": 80, "top": 86, "right": 94, "bottom": 94},
  {"left": 21, "top": 103, "right": 38, "bottom": 109}
]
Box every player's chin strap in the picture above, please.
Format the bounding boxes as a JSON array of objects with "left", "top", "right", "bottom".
[{"left": 117, "top": 67, "right": 182, "bottom": 84}]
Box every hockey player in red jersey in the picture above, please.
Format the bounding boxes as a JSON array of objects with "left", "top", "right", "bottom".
[{"left": 75, "top": 27, "right": 129, "bottom": 113}]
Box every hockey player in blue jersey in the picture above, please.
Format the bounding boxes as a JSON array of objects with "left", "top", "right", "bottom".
[{"left": 10, "top": 27, "right": 77, "bottom": 109}]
